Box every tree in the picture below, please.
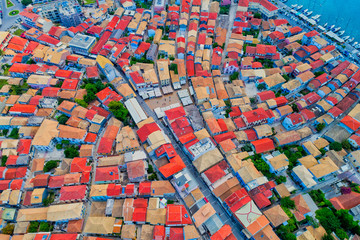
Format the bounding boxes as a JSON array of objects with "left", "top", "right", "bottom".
[
  {"left": 257, "top": 83, "right": 266, "bottom": 91},
  {"left": 8, "top": 128, "right": 19, "bottom": 139},
  {"left": 64, "top": 146, "right": 79, "bottom": 158},
  {"left": 280, "top": 197, "right": 295, "bottom": 209},
  {"left": 43, "top": 160, "right": 58, "bottom": 172},
  {"left": 75, "top": 99, "right": 88, "bottom": 108},
  {"left": 1, "top": 156, "right": 8, "bottom": 167},
  {"left": 250, "top": 97, "right": 256, "bottom": 104},
  {"left": 315, "top": 208, "right": 341, "bottom": 233},
  {"left": 147, "top": 164, "right": 154, "bottom": 174},
  {"left": 291, "top": 104, "right": 299, "bottom": 113},
  {"left": 254, "top": 12, "right": 262, "bottom": 19},
  {"left": 21, "top": 0, "right": 32, "bottom": 5},
  {"left": 108, "top": 101, "right": 129, "bottom": 122},
  {"left": 336, "top": 209, "right": 358, "bottom": 232},
  {"left": 341, "top": 140, "right": 351, "bottom": 150},
  {"left": 57, "top": 114, "right": 69, "bottom": 125},
  {"left": 316, "top": 123, "right": 325, "bottom": 132},
  {"left": 230, "top": 72, "right": 239, "bottom": 81},
  {"left": 322, "top": 234, "right": 334, "bottom": 240},
  {"left": 275, "top": 176, "right": 287, "bottom": 184},
  {"left": 334, "top": 229, "right": 348, "bottom": 240},
  {"left": 314, "top": 71, "right": 325, "bottom": 77},
  {"left": 329, "top": 141, "right": 342, "bottom": 151},
  {"left": 1, "top": 224, "right": 14, "bottom": 235},
  {"left": 39, "top": 222, "right": 51, "bottom": 232},
  {"left": 28, "top": 221, "right": 40, "bottom": 233}
]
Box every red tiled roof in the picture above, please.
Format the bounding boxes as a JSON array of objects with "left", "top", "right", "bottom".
[
  {"left": 60, "top": 185, "right": 87, "bottom": 201},
  {"left": 251, "top": 138, "right": 275, "bottom": 153},
  {"left": 340, "top": 115, "right": 360, "bottom": 131},
  {"left": 137, "top": 122, "right": 160, "bottom": 142}
]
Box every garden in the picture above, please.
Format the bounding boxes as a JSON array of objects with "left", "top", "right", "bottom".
[
  {"left": 6, "top": 0, "right": 14, "bottom": 8},
  {"left": 9, "top": 10, "right": 20, "bottom": 16}
]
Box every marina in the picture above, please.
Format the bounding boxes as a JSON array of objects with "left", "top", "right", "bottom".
[{"left": 284, "top": 0, "right": 360, "bottom": 44}]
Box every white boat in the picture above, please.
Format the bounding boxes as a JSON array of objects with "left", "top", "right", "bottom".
[
  {"left": 343, "top": 36, "right": 350, "bottom": 41},
  {"left": 324, "top": 23, "right": 328, "bottom": 27},
  {"left": 303, "top": 9, "right": 308, "bottom": 13},
  {"left": 311, "top": 14, "right": 321, "bottom": 20},
  {"left": 348, "top": 37, "right": 355, "bottom": 43},
  {"left": 333, "top": 27, "right": 341, "bottom": 32},
  {"left": 330, "top": 25, "right": 335, "bottom": 30},
  {"left": 291, "top": 4, "right": 298, "bottom": 8},
  {"left": 297, "top": 5, "right": 303, "bottom": 10},
  {"left": 338, "top": 30, "right": 345, "bottom": 36},
  {"left": 353, "top": 42, "right": 358, "bottom": 47},
  {"left": 306, "top": 11, "right": 313, "bottom": 16}
]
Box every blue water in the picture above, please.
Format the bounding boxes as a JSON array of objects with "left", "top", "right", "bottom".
[{"left": 285, "top": 0, "right": 360, "bottom": 42}]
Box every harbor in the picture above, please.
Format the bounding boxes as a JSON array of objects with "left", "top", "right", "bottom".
[{"left": 275, "top": 0, "right": 360, "bottom": 62}]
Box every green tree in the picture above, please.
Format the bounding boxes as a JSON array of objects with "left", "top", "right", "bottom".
[
  {"left": 108, "top": 101, "right": 129, "bottom": 122},
  {"left": 336, "top": 209, "right": 358, "bottom": 232},
  {"left": 275, "top": 176, "right": 287, "bottom": 184},
  {"left": 254, "top": 12, "right": 262, "bottom": 19},
  {"left": 147, "top": 164, "right": 154, "bottom": 174},
  {"left": 334, "top": 229, "right": 348, "bottom": 240},
  {"left": 57, "top": 114, "right": 69, "bottom": 125},
  {"left": 28, "top": 221, "right": 40, "bottom": 233},
  {"left": 257, "top": 83, "right": 266, "bottom": 90},
  {"left": 8, "top": 128, "right": 19, "bottom": 139},
  {"left": 21, "top": 0, "right": 33, "bottom": 5},
  {"left": 314, "top": 71, "right": 325, "bottom": 77},
  {"left": 39, "top": 222, "right": 51, "bottom": 232},
  {"left": 280, "top": 197, "right": 295, "bottom": 209},
  {"left": 291, "top": 104, "right": 299, "bottom": 113},
  {"left": 230, "top": 72, "right": 239, "bottom": 81},
  {"left": 43, "top": 160, "right": 58, "bottom": 172},
  {"left": 322, "top": 234, "right": 334, "bottom": 240},
  {"left": 315, "top": 208, "right": 341, "bottom": 233},
  {"left": 64, "top": 146, "right": 79, "bottom": 158},
  {"left": 75, "top": 99, "right": 88, "bottom": 108},
  {"left": 1, "top": 155, "right": 8, "bottom": 167},
  {"left": 1, "top": 224, "right": 14, "bottom": 235},
  {"left": 329, "top": 141, "right": 342, "bottom": 151},
  {"left": 341, "top": 140, "right": 351, "bottom": 150},
  {"left": 316, "top": 123, "right": 325, "bottom": 132}
]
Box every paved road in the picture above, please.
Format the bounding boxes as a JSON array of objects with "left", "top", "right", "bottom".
[
  {"left": 134, "top": 93, "right": 246, "bottom": 239},
  {"left": 0, "top": 0, "right": 24, "bottom": 31}
]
